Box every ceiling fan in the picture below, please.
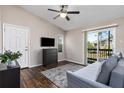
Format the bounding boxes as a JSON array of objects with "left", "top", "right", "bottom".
[{"left": 48, "top": 5, "right": 80, "bottom": 21}]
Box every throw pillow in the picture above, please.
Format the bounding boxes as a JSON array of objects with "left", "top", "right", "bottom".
[{"left": 96, "top": 55, "right": 118, "bottom": 85}]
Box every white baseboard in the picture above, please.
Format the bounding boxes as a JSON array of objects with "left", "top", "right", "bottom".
[
  {"left": 29, "top": 64, "right": 42, "bottom": 68},
  {"left": 58, "top": 59, "right": 66, "bottom": 62},
  {"left": 65, "top": 59, "right": 84, "bottom": 65},
  {"left": 29, "top": 60, "right": 65, "bottom": 68},
  {"left": 29, "top": 59, "right": 84, "bottom": 68}
]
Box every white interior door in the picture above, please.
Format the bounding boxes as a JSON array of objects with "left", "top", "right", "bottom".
[{"left": 3, "top": 24, "right": 29, "bottom": 68}]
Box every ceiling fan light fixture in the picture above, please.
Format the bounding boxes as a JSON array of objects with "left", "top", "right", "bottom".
[
  {"left": 48, "top": 5, "right": 80, "bottom": 21},
  {"left": 60, "top": 13, "right": 67, "bottom": 18}
]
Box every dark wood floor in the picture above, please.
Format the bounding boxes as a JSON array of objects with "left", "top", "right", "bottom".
[{"left": 20, "top": 61, "right": 70, "bottom": 88}]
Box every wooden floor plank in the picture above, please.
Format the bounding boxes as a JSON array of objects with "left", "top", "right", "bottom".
[{"left": 21, "top": 61, "right": 70, "bottom": 88}]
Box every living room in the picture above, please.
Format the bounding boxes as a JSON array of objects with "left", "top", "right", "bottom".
[{"left": 0, "top": 2, "right": 124, "bottom": 91}]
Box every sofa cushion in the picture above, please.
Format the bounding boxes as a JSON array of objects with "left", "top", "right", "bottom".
[
  {"left": 74, "top": 61, "right": 104, "bottom": 81},
  {"left": 96, "top": 55, "right": 118, "bottom": 85},
  {"left": 117, "top": 52, "right": 123, "bottom": 60},
  {"left": 113, "top": 52, "right": 123, "bottom": 61},
  {"left": 118, "top": 58, "right": 124, "bottom": 67},
  {"left": 109, "top": 65, "right": 124, "bottom": 88}
]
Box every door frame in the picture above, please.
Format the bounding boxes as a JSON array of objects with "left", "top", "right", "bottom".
[
  {"left": 2, "top": 23, "right": 30, "bottom": 68},
  {"left": 85, "top": 27, "right": 116, "bottom": 65}
]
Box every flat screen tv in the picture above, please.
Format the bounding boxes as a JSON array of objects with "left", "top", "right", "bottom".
[{"left": 41, "top": 37, "right": 55, "bottom": 47}]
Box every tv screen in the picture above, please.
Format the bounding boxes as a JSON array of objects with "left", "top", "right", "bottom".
[{"left": 41, "top": 37, "right": 55, "bottom": 47}]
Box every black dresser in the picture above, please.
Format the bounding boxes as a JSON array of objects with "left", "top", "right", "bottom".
[
  {"left": 43, "top": 48, "right": 58, "bottom": 66},
  {"left": 0, "top": 62, "right": 20, "bottom": 88}
]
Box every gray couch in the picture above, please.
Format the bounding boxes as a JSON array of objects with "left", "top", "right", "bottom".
[{"left": 67, "top": 57, "right": 124, "bottom": 88}]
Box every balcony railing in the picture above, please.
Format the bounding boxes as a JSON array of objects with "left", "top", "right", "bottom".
[{"left": 87, "top": 48, "right": 113, "bottom": 64}]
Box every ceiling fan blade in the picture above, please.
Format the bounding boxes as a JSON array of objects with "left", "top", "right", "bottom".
[
  {"left": 66, "top": 16, "right": 70, "bottom": 21},
  {"left": 48, "top": 9, "right": 60, "bottom": 12},
  {"left": 53, "top": 14, "right": 60, "bottom": 19},
  {"left": 67, "top": 11, "right": 80, "bottom": 14}
]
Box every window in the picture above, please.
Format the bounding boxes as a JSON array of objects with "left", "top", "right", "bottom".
[
  {"left": 86, "top": 27, "right": 116, "bottom": 64},
  {"left": 58, "top": 35, "right": 64, "bottom": 52}
]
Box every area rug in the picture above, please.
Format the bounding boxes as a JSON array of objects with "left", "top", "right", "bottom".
[{"left": 41, "top": 63, "right": 84, "bottom": 88}]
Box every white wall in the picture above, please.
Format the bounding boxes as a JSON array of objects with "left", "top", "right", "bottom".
[
  {"left": 65, "top": 17, "right": 124, "bottom": 65},
  {"left": 65, "top": 28, "right": 84, "bottom": 65},
  {"left": 0, "top": 6, "right": 65, "bottom": 67}
]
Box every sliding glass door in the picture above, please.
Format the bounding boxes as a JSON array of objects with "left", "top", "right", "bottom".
[
  {"left": 87, "top": 31, "right": 98, "bottom": 63},
  {"left": 87, "top": 28, "right": 115, "bottom": 64}
]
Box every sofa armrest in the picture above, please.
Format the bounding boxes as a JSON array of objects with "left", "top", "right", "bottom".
[{"left": 67, "top": 71, "right": 110, "bottom": 88}]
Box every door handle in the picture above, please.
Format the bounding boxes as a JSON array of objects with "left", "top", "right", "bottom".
[
  {"left": 25, "top": 49, "right": 28, "bottom": 51},
  {"left": 25, "top": 47, "right": 28, "bottom": 51}
]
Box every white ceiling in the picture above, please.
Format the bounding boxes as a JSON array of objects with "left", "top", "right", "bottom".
[{"left": 21, "top": 5, "right": 124, "bottom": 31}]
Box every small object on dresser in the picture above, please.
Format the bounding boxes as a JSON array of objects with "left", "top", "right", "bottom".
[
  {"left": 6, "top": 60, "right": 16, "bottom": 67},
  {"left": 0, "top": 50, "right": 22, "bottom": 67}
]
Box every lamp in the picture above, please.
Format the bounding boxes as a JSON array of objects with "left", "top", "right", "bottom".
[{"left": 60, "top": 13, "right": 67, "bottom": 18}]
